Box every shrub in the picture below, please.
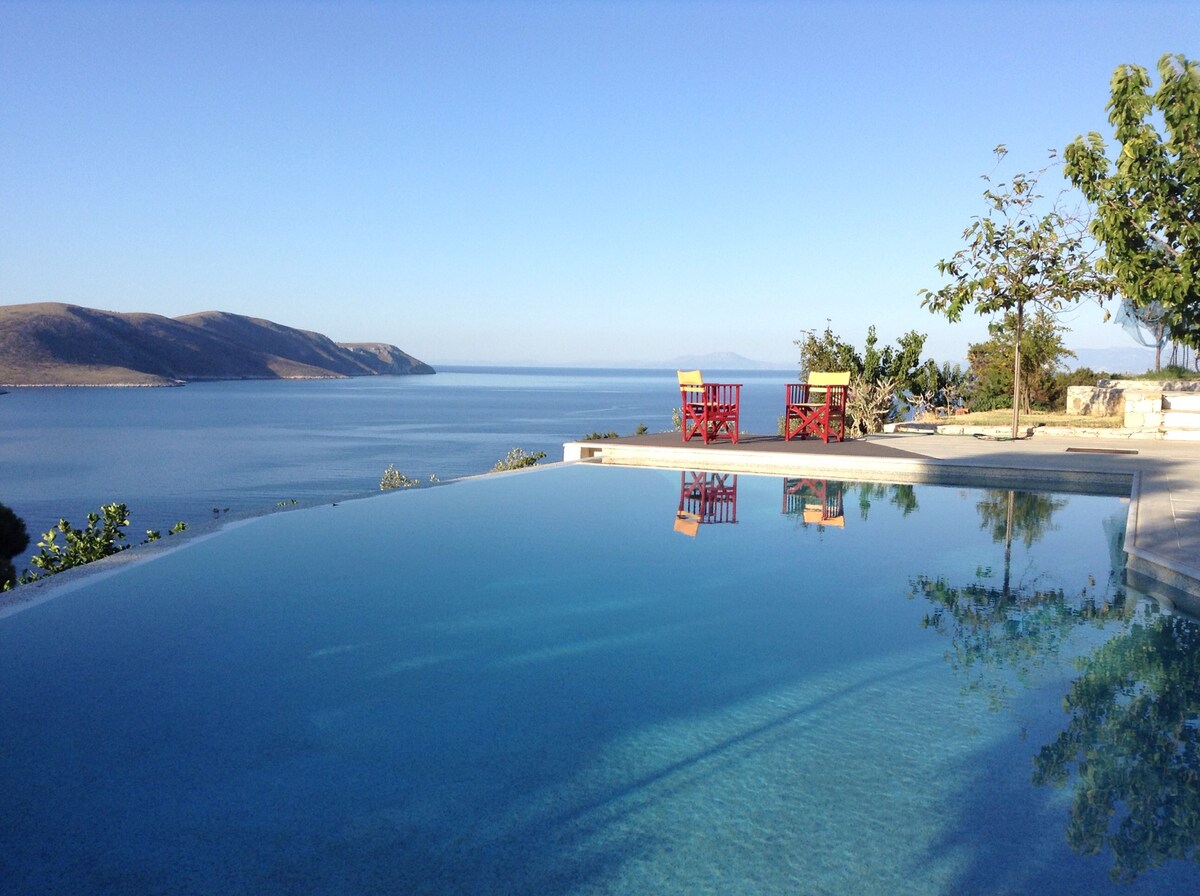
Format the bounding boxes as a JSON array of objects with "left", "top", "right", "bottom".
[
  {"left": 0, "top": 502, "right": 30, "bottom": 590},
  {"left": 380, "top": 464, "right": 420, "bottom": 490},
  {"left": 492, "top": 448, "right": 546, "bottom": 472},
  {"left": 6, "top": 504, "right": 189, "bottom": 590}
]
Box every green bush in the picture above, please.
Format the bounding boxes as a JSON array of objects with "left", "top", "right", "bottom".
[
  {"left": 492, "top": 448, "right": 547, "bottom": 472},
  {"left": 6, "top": 503, "right": 188, "bottom": 590},
  {"left": 0, "top": 502, "right": 30, "bottom": 590},
  {"left": 380, "top": 464, "right": 421, "bottom": 490}
]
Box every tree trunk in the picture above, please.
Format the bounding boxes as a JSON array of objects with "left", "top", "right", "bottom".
[
  {"left": 1003, "top": 489, "right": 1014, "bottom": 598},
  {"left": 1011, "top": 301, "right": 1023, "bottom": 440}
]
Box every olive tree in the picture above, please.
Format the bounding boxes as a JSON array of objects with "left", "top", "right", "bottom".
[
  {"left": 1065, "top": 53, "right": 1200, "bottom": 351},
  {"left": 920, "top": 147, "right": 1108, "bottom": 439}
]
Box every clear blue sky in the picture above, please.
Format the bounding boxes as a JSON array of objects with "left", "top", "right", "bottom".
[{"left": 2, "top": 1, "right": 1196, "bottom": 367}]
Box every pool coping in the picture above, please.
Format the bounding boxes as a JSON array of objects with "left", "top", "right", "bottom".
[{"left": 563, "top": 431, "right": 1200, "bottom": 614}]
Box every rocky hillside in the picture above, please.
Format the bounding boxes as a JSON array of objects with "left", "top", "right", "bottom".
[{"left": 0, "top": 303, "right": 434, "bottom": 386}]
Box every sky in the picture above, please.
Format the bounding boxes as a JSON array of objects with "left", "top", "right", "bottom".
[{"left": 1, "top": 0, "right": 1197, "bottom": 368}]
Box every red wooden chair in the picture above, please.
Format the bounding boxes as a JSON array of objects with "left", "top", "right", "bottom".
[
  {"left": 785, "top": 371, "right": 850, "bottom": 442},
  {"left": 678, "top": 370, "right": 741, "bottom": 444}
]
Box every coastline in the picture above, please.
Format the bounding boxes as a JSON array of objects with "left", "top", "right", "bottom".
[{"left": 0, "top": 370, "right": 436, "bottom": 388}]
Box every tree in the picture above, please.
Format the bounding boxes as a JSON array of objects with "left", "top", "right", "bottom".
[
  {"left": 794, "top": 324, "right": 930, "bottom": 433},
  {"left": 1065, "top": 54, "right": 1200, "bottom": 352},
  {"left": 910, "top": 358, "right": 968, "bottom": 419},
  {"left": 965, "top": 307, "right": 1075, "bottom": 412},
  {"left": 920, "top": 146, "right": 1108, "bottom": 439},
  {"left": 0, "top": 502, "right": 30, "bottom": 590}
]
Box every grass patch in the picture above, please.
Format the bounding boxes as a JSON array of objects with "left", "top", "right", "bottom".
[
  {"left": 921, "top": 410, "right": 1125, "bottom": 428},
  {"left": 1114, "top": 366, "right": 1200, "bottom": 381}
]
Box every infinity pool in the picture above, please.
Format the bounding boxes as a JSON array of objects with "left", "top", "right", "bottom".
[{"left": 1, "top": 464, "right": 1197, "bottom": 894}]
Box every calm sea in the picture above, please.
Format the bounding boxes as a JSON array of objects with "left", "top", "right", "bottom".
[{"left": 0, "top": 366, "right": 794, "bottom": 555}]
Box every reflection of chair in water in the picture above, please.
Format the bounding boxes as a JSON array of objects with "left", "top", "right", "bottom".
[
  {"left": 783, "top": 478, "right": 845, "bottom": 527},
  {"left": 675, "top": 471, "right": 738, "bottom": 535},
  {"left": 785, "top": 371, "right": 850, "bottom": 442},
  {"left": 678, "top": 370, "right": 742, "bottom": 444}
]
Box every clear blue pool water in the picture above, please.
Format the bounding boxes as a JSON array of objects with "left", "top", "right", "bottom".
[{"left": 1, "top": 464, "right": 1197, "bottom": 894}]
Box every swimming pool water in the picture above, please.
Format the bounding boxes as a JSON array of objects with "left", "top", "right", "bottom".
[{"left": 0, "top": 464, "right": 1196, "bottom": 894}]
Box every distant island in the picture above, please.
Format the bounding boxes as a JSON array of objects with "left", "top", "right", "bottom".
[{"left": 0, "top": 303, "right": 434, "bottom": 386}]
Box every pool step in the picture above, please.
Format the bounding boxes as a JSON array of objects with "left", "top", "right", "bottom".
[
  {"left": 1162, "top": 393, "right": 1200, "bottom": 439},
  {"left": 1165, "top": 393, "right": 1200, "bottom": 413}
]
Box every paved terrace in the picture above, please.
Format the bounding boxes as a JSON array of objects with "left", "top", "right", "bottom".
[{"left": 564, "top": 431, "right": 1200, "bottom": 614}]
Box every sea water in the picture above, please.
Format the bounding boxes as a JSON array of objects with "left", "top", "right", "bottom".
[{"left": 0, "top": 366, "right": 792, "bottom": 555}]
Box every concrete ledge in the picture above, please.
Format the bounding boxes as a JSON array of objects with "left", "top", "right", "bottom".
[{"left": 564, "top": 439, "right": 1132, "bottom": 493}]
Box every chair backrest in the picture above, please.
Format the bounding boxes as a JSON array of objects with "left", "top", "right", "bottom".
[
  {"left": 807, "top": 371, "right": 850, "bottom": 387},
  {"left": 677, "top": 369, "right": 704, "bottom": 388},
  {"left": 674, "top": 511, "right": 700, "bottom": 537}
]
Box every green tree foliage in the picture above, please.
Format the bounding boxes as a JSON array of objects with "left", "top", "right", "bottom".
[
  {"left": 0, "top": 502, "right": 30, "bottom": 590},
  {"left": 921, "top": 146, "right": 1108, "bottom": 437},
  {"left": 1065, "top": 53, "right": 1200, "bottom": 350},
  {"left": 965, "top": 308, "right": 1075, "bottom": 412},
  {"left": 794, "top": 324, "right": 933, "bottom": 432},
  {"left": 797, "top": 324, "right": 926, "bottom": 391}
]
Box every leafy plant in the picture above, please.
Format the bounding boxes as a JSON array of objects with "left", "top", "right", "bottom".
[
  {"left": 965, "top": 307, "right": 1075, "bottom": 412},
  {"left": 921, "top": 145, "right": 1109, "bottom": 438},
  {"left": 794, "top": 324, "right": 933, "bottom": 431},
  {"left": 380, "top": 464, "right": 420, "bottom": 490},
  {"left": 1065, "top": 53, "right": 1200, "bottom": 351},
  {"left": 5, "top": 504, "right": 190, "bottom": 590},
  {"left": 582, "top": 423, "right": 648, "bottom": 440},
  {"left": 145, "top": 521, "right": 188, "bottom": 542},
  {"left": 491, "top": 448, "right": 546, "bottom": 472},
  {"left": 27, "top": 503, "right": 132, "bottom": 577},
  {"left": 845, "top": 374, "right": 900, "bottom": 435}
]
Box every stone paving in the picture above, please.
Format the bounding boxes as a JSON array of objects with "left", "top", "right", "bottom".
[{"left": 564, "top": 431, "right": 1200, "bottom": 611}]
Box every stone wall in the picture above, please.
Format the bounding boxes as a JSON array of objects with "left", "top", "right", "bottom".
[
  {"left": 1066, "top": 384, "right": 1123, "bottom": 417},
  {"left": 1121, "top": 390, "right": 1165, "bottom": 432}
]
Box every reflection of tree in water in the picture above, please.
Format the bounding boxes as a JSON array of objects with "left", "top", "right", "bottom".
[
  {"left": 976, "top": 489, "right": 1069, "bottom": 596},
  {"left": 910, "top": 487, "right": 1109, "bottom": 710},
  {"left": 853, "top": 482, "right": 918, "bottom": 519},
  {"left": 911, "top": 489, "right": 1200, "bottom": 880},
  {"left": 910, "top": 574, "right": 1133, "bottom": 711},
  {"left": 1033, "top": 610, "right": 1200, "bottom": 882},
  {"left": 976, "top": 489, "right": 1067, "bottom": 548}
]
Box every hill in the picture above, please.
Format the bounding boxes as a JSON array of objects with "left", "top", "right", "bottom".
[
  {"left": 0, "top": 303, "right": 434, "bottom": 386},
  {"left": 661, "top": 351, "right": 792, "bottom": 371}
]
